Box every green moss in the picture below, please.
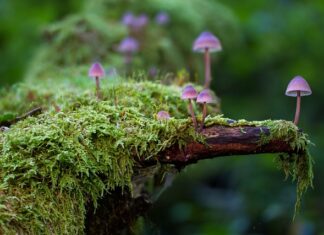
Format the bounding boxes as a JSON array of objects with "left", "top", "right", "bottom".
[
  {"left": 205, "top": 116, "right": 313, "bottom": 218},
  {"left": 0, "top": 79, "right": 312, "bottom": 233},
  {"left": 0, "top": 78, "right": 205, "bottom": 234}
]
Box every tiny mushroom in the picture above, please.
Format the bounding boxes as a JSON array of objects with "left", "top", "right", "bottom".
[
  {"left": 196, "top": 89, "right": 214, "bottom": 131},
  {"left": 121, "top": 12, "right": 134, "bottom": 27},
  {"left": 155, "top": 12, "right": 170, "bottom": 25},
  {"left": 118, "top": 37, "right": 139, "bottom": 67},
  {"left": 137, "top": 14, "right": 149, "bottom": 27},
  {"left": 157, "top": 111, "right": 170, "bottom": 120},
  {"left": 193, "top": 31, "right": 222, "bottom": 89},
  {"left": 181, "top": 85, "right": 198, "bottom": 129},
  {"left": 285, "top": 75, "right": 312, "bottom": 125},
  {"left": 89, "top": 62, "right": 105, "bottom": 99}
]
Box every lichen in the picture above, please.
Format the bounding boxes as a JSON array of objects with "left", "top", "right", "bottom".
[{"left": 0, "top": 79, "right": 313, "bottom": 233}]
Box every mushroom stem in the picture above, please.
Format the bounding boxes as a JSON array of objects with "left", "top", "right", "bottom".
[
  {"left": 204, "top": 48, "right": 211, "bottom": 88},
  {"left": 294, "top": 91, "right": 301, "bottom": 125},
  {"left": 125, "top": 52, "right": 133, "bottom": 75},
  {"left": 95, "top": 77, "right": 101, "bottom": 99},
  {"left": 200, "top": 102, "right": 207, "bottom": 131},
  {"left": 188, "top": 99, "right": 198, "bottom": 129}
]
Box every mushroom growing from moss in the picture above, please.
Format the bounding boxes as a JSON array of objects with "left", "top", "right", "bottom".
[
  {"left": 197, "top": 89, "right": 214, "bottom": 131},
  {"left": 285, "top": 75, "right": 312, "bottom": 125},
  {"left": 88, "top": 62, "right": 105, "bottom": 99},
  {"left": 181, "top": 85, "right": 198, "bottom": 129},
  {"left": 193, "top": 31, "right": 222, "bottom": 89},
  {"left": 157, "top": 111, "right": 170, "bottom": 120},
  {"left": 118, "top": 37, "right": 139, "bottom": 73}
]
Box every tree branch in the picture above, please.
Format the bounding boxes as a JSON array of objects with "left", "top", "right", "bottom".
[{"left": 148, "top": 125, "right": 298, "bottom": 166}]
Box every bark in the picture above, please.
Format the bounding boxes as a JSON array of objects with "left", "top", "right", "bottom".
[{"left": 148, "top": 125, "right": 298, "bottom": 166}]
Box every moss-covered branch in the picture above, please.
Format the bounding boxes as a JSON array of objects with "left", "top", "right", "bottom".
[
  {"left": 0, "top": 79, "right": 313, "bottom": 234},
  {"left": 153, "top": 125, "right": 297, "bottom": 166}
]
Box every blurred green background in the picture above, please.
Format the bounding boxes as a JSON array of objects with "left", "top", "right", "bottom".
[{"left": 0, "top": 0, "right": 323, "bottom": 234}]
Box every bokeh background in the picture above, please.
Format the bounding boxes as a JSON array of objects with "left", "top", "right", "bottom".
[{"left": 0, "top": 0, "right": 323, "bottom": 234}]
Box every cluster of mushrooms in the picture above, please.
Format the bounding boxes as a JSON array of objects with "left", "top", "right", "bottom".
[
  {"left": 89, "top": 30, "right": 312, "bottom": 130},
  {"left": 118, "top": 11, "right": 170, "bottom": 72}
]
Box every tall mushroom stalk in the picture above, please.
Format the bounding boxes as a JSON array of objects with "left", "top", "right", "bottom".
[
  {"left": 193, "top": 31, "right": 222, "bottom": 89},
  {"left": 196, "top": 89, "right": 214, "bottom": 131},
  {"left": 88, "top": 62, "right": 105, "bottom": 99},
  {"left": 204, "top": 48, "right": 211, "bottom": 88},
  {"left": 181, "top": 85, "right": 198, "bottom": 129},
  {"left": 294, "top": 91, "right": 301, "bottom": 125},
  {"left": 285, "top": 75, "right": 312, "bottom": 125}
]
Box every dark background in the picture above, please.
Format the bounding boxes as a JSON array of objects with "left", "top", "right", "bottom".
[{"left": 0, "top": 0, "right": 323, "bottom": 234}]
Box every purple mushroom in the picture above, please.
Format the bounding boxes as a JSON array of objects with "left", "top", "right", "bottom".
[
  {"left": 196, "top": 89, "right": 214, "bottom": 130},
  {"left": 181, "top": 85, "right": 198, "bottom": 129},
  {"left": 118, "top": 37, "right": 139, "bottom": 54},
  {"left": 193, "top": 31, "right": 222, "bottom": 89},
  {"left": 155, "top": 12, "right": 170, "bottom": 25},
  {"left": 89, "top": 62, "right": 105, "bottom": 99},
  {"left": 121, "top": 12, "right": 134, "bottom": 27},
  {"left": 285, "top": 75, "right": 312, "bottom": 125},
  {"left": 148, "top": 66, "right": 158, "bottom": 78},
  {"left": 132, "top": 14, "right": 149, "bottom": 31},
  {"left": 157, "top": 111, "right": 171, "bottom": 120},
  {"left": 118, "top": 37, "right": 139, "bottom": 70}
]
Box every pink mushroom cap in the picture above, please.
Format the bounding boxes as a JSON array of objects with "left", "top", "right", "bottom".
[
  {"left": 285, "top": 75, "right": 312, "bottom": 97},
  {"left": 88, "top": 62, "right": 105, "bottom": 78},
  {"left": 181, "top": 85, "right": 198, "bottom": 100},
  {"left": 193, "top": 31, "right": 222, "bottom": 53},
  {"left": 157, "top": 111, "right": 170, "bottom": 120},
  {"left": 196, "top": 89, "right": 214, "bottom": 103}
]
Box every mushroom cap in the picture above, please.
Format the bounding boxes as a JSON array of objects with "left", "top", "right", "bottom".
[
  {"left": 121, "top": 12, "right": 134, "bottom": 26},
  {"left": 155, "top": 12, "right": 170, "bottom": 25},
  {"left": 88, "top": 62, "right": 105, "bottom": 78},
  {"left": 196, "top": 89, "right": 214, "bottom": 103},
  {"left": 181, "top": 85, "right": 198, "bottom": 100},
  {"left": 157, "top": 111, "right": 170, "bottom": 120},
  {"left": 118, "top": 37, "right": 139, "bottom": 53},
  {"left": 132, "top": 14, "right": 149, "bottom": 30},
  {"left": 285, "top": 75, "right": 312, "bottom": 97},
  {"left": 193, "top": 31, "right": 222, "bottom": 53}
]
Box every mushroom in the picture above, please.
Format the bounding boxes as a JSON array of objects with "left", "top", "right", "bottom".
[
  {"left": 285, "top": 75, "right": 312, "bottom": 125},
  {"left": 196, "top": 89, "right": 214, "bottom": 131},
  {"left": 157, "top": 111, "right": 170, "bottom": 120},
  {"left": 118, "top": 37, "right": 139, "bottom": 72},
  {"left": 181, "top": 85, "right": 198, "bottom": 129},
  {"left": 121, "top": 11, "right": 134, "bottom": 28},
  {"left": 88, "top": 62, "right": 105, "bottom": 99},
  {"left": 133, "top": 14, "right": 149, "bottom": 31},
  {"left": 155, "top": 12, "right": 170, "bottom": 25},
  {"left": 193, "top": 31, "right": 222, "bottom": 89}
]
